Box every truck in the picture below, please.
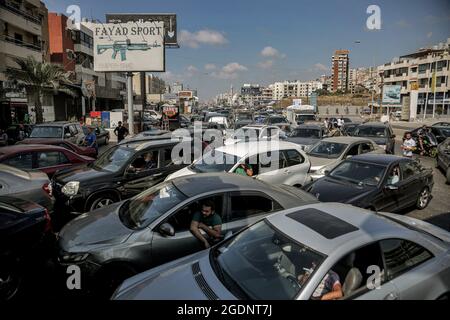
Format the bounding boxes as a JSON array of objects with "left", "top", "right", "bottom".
[{"left": 286, "top": 105, "right": 317, "bottom": 125}]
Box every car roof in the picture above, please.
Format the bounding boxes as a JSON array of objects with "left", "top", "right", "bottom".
[
  {"left": 358, "top": 122, "right": 390, "bottom": 128},
  {"left": 294, "top": 124, "right": 324, "bottom": 129},
  {"left": 216, "top": 140, "right": 300, "bottom": 157},
  {"left": 349, "top": 153, "right": 408, "bottom": 166},
  {"left": 171, "top": 172, "right": 318, "bottom": 205},
  {"left": 119, "top": 138, "right": 185, "bottom": 151},
  {"left": 320, "top": 136, "right": 373, "bottom": 144},
  {"left": 34, "top": 122, "right": 78, "bottom": 127},
  {"left": 266, "top": 203, "right": 411, "bottom": 255}
]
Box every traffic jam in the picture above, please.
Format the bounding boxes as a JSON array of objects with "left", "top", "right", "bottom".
[{"left": 1, "top": 109, "right": 450, "bottom": 300}]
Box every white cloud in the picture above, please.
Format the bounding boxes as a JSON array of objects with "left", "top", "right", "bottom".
[
  {"left": 261, "top": 46, "right": 286, "bottom": 58},
  {"left": 396, "top": 20, "right": 411, "bottom": 28},
  {"left": 180, "top": 29, "right": 228, "bottom": 48},
  {"left": 258, "top": 60, "right": 274, "bottom": 69},
  {"left": 187, "top": 65, "right": 198, "bottom": 73},
  {"left": 211, "top": 62, "right": 248, "bottom": 79},
  {"left": 205, "top": 64, "right": 217, "bottom": 71},
  {"left": 427, "top": 32, "right": 433, "bottom": 39},
  {"left": 314, "top": 63, "right": 328, "bottom": 71}
]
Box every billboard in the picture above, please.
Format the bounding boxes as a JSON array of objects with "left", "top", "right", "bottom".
[
  {"left": 106, "top": 14, "right": 178, "bottom": 47},
  {"left": 382, "top": 85, "right": 401, "bottom": 104},
  {"left": 178, "top": 91, "right": 193, "bottom": 99},
  {"left": 93, "top": 21, "right": 165, "bottom": 72}
]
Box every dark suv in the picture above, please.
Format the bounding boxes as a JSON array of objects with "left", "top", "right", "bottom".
[
  {"left": 25, "top": 122, "right": 85, "bottom": 145},
  {"left": 51, "top": 139, "right": 192, "bottom": 228},
  {"left": 353, "top": 122, "right": 396, "bottom": 154}
]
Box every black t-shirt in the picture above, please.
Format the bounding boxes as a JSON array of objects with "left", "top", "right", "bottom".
[{"left": 115, "top": 126, "right": 129, "bottom": 140}]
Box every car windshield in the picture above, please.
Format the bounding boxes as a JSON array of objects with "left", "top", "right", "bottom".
[
  {"left": 290, "top": 128, "right": 321, "bottom": 138},
  {"left": 119, "top": 183, "right": 187, "bottom": 230},
  {"left": 237, "top": 113, "right": 253, "bottom": 121},
  {"left": 296, "top": 115, "right": 315, "bottom": 122},
  {"left": 308, "top": 142, "right": 347, "bottom": 159},
  {"left": 190, "top": 150, "right": 240, "bottom": 173},
  {"left": 211, "top": 220, "right": 325, "bottom": 300},
  {"left": 268, "top": 117, "right": 287, "bottom": 124},
  {"left": 355, "top": 126, "right": 387, "bottom": 138},
  {"left": 93, "top": 145, "right": 136, "bottom": 172},
  {"left": 30, "top": 126, "right": 62, "bottom": 138},
  {"left": 330, "top": 161, "right": 386, "bottom": 186}
]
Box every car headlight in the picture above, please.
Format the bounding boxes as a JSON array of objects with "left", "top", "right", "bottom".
[
  {"left": 60, "top": 252, "right": 89, "bottom": 263},
  {"left": 62, "top": 181, "right": 80, "bottom": 196}
]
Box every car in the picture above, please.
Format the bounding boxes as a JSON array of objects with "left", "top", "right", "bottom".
[
  {"left": 304, "top": 154, "right": 434, "bottom": 212},
  {"left": 51, "top": 139, "right": 193, "bottom": 221},
  {"left": 264, "top": 116, "right": 292, "bottom": 132},
  {"left": 436, "top": 138, "right": 450, "bottom": 184},
  {"left": 233, "top": 119, "right": 254, "bottom": 130},
  {"left": 56, "top": 173, "right": 318, "bottom": 296},
  {"left": 143, "top": 110, "right": 162, "bottom": 121},
  {"left": 0, "top": 144, "right": 95, "bottom": 178},
  {"left": 286, "top": 124, "right": 328, "bottom": 152},
  {"left": 17, "top": 138, "right": 97, "bottom": 158},
  {"left": 353, "top": 122, "right": 396, "bottom": 154},
  {"left": 224, "top": 125, "right": 284, "bottom": 145},
  {"left": 166, "top": 140, "right": 312, "bottom": 188},
  {"left": 432, "top": 122, "right": 450, "bottom": 128},
  {"left": 0, "top": 196, "right": 53, "bottom": 300},
  {"left": 113, "top": 202, "right": 450, "bottom": 300},
  {"left": 428, "top": 125, "right": 450, "bottom": 144},
  {"left": 0, "top": 164, "right": 54, "bottom": 213},
  {"left": 307, "top": 137, "right": 385, "bottom": 180},
  {"left": 82, "top": 126, "right": 110, "bottom": 146},
  {"left": 25, "top": 122, "right": 85, "bottom": 145}
]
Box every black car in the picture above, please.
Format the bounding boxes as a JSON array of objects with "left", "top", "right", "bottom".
[
  {"left": 341, "top": 123, "right": 360, "bottom": 136},
  {"left": 429, "top": 126, "right": 450, "bottom": 144},
  {"left": 82, "top": 126, "right": 110, "bottom": 146},
  {"left": 436, "top": 138, "right": 450, "bottom": 184},
  {"left": 0, "top": 196, "right": 53, "bottom": 300},
  {"left": 51, "top": 139, "right": 192, "bottom": 227},
  {"left": 304, "top": 154, "right": 434, "bottom": 213},
  {"left": 353, "top": 122, "right": 396, "bottom": 154}
]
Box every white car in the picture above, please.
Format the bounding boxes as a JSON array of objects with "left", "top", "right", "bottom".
[
  {"left": 144, "top": 110, "right": 162, "bottom": 121},
  {"left": 224, "top": 125, "right": 286, "bottom": 145},
  {"left": 166, "top": 141, "right": 312, "bottom": 187}
]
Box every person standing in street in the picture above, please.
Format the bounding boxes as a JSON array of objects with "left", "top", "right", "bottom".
[
  {"left": 114, "top": 121, "right": 129, "bottom": 143},
  {"left": 84, "top": 126, "right": 98, "bottom": 154},
  {"left": 323, "top": 118, "right": 329, "bottom": 130},
  {"left": 401, "top": 132, "right": 416, "bottom": 158}
]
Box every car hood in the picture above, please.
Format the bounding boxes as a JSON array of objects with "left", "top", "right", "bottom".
[
  {"left": 53, "top": 164, "right": 110, "bottom": 184},
  {"left": 308, "top": 156, "right": 338, "bottom": 170},
  {"left": 308, "top": 177, "right": 374, "bottom": 203},
  {"left": 114, "top": 251, "right": 235, "bottom": 300},
  {"left": 58, "top": 202, "right": 132, "bottom": 251},
  {"left": 286, "top": 137, "right": 319, "bottom": 146}
]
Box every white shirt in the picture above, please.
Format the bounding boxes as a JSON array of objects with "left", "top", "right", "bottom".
[
  {"left": 402, "top": 138, "right": 416, "bottom": 157},
  {"left": 337, "top": 119, "right": 344, "bottom": 127}
]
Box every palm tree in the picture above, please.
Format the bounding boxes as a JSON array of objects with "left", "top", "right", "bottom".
[{"left": 8, "top": 56, "right": 73, "bottom": 124}]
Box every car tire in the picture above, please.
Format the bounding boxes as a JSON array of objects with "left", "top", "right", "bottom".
[
  {"left": 416, "top": 187, "right": 431, "bottom": 210},
  {"left": 88, "top": 193, "right": 118, "bottom": 212},
  {"left": 0, "top": 262, "right": 21, "bottom": 300}
]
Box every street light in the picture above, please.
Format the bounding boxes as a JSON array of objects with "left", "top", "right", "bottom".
[{"left": 353, "top": 40, "right": 376, "bottom": 116}]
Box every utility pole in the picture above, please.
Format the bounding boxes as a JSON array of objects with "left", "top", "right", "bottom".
[{"left": 126, "top": 72, "right": 134, "bottom": 136}]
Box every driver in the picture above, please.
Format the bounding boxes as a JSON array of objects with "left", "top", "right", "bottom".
[
  {"left": 190, "top": 201, "right": 222, "bottom": 249},
  {"left": 298, "top": 263, "right": 343, "bottom": 300}
]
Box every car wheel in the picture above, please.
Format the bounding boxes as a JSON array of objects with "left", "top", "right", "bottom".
[
  {"left": 0, "top": 264, "right": 21, "bottom": 300},
  {"left": 416, "top": 187, "right": 431, "bottom": 210},
  {"left": 88, "top": 194, "right": 118, "bottom": 212}
]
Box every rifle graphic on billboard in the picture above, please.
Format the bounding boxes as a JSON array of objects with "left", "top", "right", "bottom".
[{"left": 97, "top": 40, "right": 162, "bottom": 61}]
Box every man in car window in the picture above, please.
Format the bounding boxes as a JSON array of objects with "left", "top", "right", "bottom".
[
  {"left": 143, "top": 152, "right": 157, "bottom": 170},
  {"left": 190, "top": 201, "right": 222, "bottom": 249},
  {"left": 235, "top": 163, "right": 254, "bottom": 177},
  {"left": 312, "top": 269, "right": 343, "bottom": 300},
  {"left": 387, "top": 166, "right": 400, "bottom": 185}
]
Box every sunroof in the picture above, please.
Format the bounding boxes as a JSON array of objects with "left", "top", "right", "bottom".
[{"left": 287, "top": 208, "right": 359, "bottom": 239}]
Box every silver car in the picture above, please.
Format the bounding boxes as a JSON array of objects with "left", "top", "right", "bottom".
[
  {"left": 308, "top": 136, "right": 384, "bottom": 180},
  {"left": 113, "top": 203, "right": 450, "bottom": 300},
  {"left": 0, "top": 164, "right": 54, "bottom": 213}
]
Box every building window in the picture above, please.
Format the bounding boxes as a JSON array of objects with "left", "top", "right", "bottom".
[{"left": 418, "top": 64, "right": 428, "bottom": 74}]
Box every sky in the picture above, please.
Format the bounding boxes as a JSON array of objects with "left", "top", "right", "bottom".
[{"left": 43, "top": 0, "right": 450, "bottom": 100}]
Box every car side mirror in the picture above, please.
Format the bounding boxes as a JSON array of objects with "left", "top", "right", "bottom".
[
  {"left": 159, "top": 223, "right": 175, "bottom": 237},
  {"left": 385, "top": 184, "right": 399, "bottom": 192}
]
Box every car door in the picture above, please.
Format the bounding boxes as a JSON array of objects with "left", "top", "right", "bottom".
[
  {"left": 36, "top": 150, "right": 73, "bottom": 177},
  {"left": 281, "top": 149, "right": 310, "bottom": 186},
  {"left": 255, "top": 151, "right": 290, "bottom": 185},
  {"left": 378, "top": 239, "right": 437, "bottom": 300},
  {"left": 397, "top": 160, "right": 422, "bottom": 208},
  {"left": 224, "top": 191, "right": 283, "bottom": 236},
  {"left": 150, "top": 194, "right": 227, "bottom": 266}
]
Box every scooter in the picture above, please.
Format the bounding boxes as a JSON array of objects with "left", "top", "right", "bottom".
[{"left": 414, "top": 132, "right": 438, "bottom": 158}]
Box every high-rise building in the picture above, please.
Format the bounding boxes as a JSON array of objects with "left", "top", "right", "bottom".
[
  {"left": 271, "top": 81, "right": 322, "bottom": 100},
  {"left": 331, "top": 50, "right": 350, "bottom": 92},
  {"left": 0, "top": 0, "right": 49, "bottom": 127}
]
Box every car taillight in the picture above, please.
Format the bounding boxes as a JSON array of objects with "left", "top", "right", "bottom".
[
  {"left": 44, "top": 208, "right": 52, "bottom": 233},
  {"left": 43, "top": 183, "right": 53, "bottom": 197}
]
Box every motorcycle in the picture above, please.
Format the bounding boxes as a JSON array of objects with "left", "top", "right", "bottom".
[{"left": 413, "top": 132, "right": 438, "bottom": 158}]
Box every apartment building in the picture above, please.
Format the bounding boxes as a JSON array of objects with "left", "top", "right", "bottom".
[
  {"left": 378, "top": 39, "right": 450, "bottom": 115},
  {"left": 331, "top": 50, "right": 350, "bottom": 92},
  {"left": 349, "top": 67, "right": 376, "bottom": 94},
  {"left": 132, "top": 72, "right": 166, "bottom": 108},
  {"left": 0, "top": 0, "right": 49, "bottom": 127},
  {"left": 46, "top": 14, "right": 126, "bottom": 121},
  {"left": 272, "top": 80, "right": 322, "bottom": 100}
]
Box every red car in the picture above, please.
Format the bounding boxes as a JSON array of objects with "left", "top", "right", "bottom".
[
  {"left": 18, "top": 138, "right": 97, "bottom": 158},
  {"left": 0, "top": 145, "right": 95, "bottom": 178}
]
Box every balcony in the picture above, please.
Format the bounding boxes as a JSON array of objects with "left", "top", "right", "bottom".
[
  {"left": 0, "top": 1, "right": 42, "bottom": 35},
  {"left": 0, "top": 35, "right": 42, "bottom": 61},
  {"left": 74, "top": 44, "right": 93, "bottom": 57}
]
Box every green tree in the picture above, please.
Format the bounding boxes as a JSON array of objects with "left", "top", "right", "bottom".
[{"left": 8, "top": 56, "right": 73, "bottom": 124}]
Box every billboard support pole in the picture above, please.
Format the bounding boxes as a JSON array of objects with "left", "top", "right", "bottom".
[{"left": 127, "top": 72, "right": 134, "bottom": 136}]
